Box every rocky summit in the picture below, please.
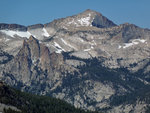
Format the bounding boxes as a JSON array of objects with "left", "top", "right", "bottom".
[{"left": 0, "top": 9, "right": 150, "bottom": 113}]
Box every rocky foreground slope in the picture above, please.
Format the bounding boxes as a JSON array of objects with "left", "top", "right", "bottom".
[
  {"left": 0, "top": 9, "right": 150, "bottom": 113},
  {"left": 0, "top": 81, "right": 98, "bottom": 113}
]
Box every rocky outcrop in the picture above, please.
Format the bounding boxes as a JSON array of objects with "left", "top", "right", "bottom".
[
  {"left": 0, "top": 23, "right": 27, "bottom": 31},
  {"left": 1, "top": 35, "right": 66, "bottom": 86},
  {"left": 27, "top": 24, "right": 44, "bottom": 30}
]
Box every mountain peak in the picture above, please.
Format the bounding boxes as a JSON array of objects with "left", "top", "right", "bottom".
[
  {"left": 79, "top": 9, "right": 117, "bottom": 28},
  {"left": 83, "top": 9, "right": 102, "bottom": 15},
  {"left": 46, "top": 9, "right": 117, "bottom": 30},
  {"left": 83, "top": 9, "right": 97, "bottom": 13}
]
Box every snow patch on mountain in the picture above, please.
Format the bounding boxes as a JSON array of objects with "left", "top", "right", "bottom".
[
  {"left": 42, "top": 28, "right": 50, "bottom": 37},
  {"left": 61, "top": 38, "right": 77, "bottom": 49},
  {"left": 89, "top": 40, "right": 97, "bottom": 46},
  {"left": 0, "top": 30, "right": 31, "bottom": 38},
  {"left": 5, "top": 38, "right": 10, "bottom": 42},
  {"left": 118, "top": 45, "right": 122, "bottom": 49},
  {"left": 55, "top": 49, "right": 63, "bottom": 54},
  {"left": 78, "top": 38, "right": 84, "bottom": 42},
  {"left": 54, "top": 41, "right": 65, "bottom": 53},
  {"left": 84, "top": 48, "right": 91, "bottom": 52},
  {"left": 77, "top": 14, "right": 91, "bottom": 26},
  {"left": 118, "top": 39, "right": 146, "bottom": 49},
  {"left": 54, "top": 42, "right": 62, "bottom": 49},
  {"left": 134, "top": 39, "right": 146, "bottom": 43},
  {"left": 60, "top": 38, "right": 68, "bottom": 45},
  {"left": 67, "top": 14, "right": 93, "bottom": 27}
]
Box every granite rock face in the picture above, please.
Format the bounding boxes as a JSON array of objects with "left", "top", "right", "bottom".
[
  {"left": 0, "top": 23, "right": 27, "bottom": 31},
  {"left": 1, "top": 36, "right": 68, "bottom": 92},
  {"left": 0, "top": 9, "right": 150, "bottom": 113}
]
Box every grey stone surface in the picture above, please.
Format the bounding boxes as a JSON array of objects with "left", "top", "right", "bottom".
[{"left": 0, "top": 9, "right": 150, "bottom": 113}]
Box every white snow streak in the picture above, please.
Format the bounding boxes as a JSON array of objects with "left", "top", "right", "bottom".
[
  {"left": 118, "top": 45, "right": 122, "bottom": 49},
  {"left": 68, "top": 14, "right": 92, "bottom": 27},
  {"left": 54, "top": 42, "right": 65, "bottom": 53},
  {"left": 54, "top": 42, "right": 61, "bottom": 48},
  {"left": 91, "top": 46, "right": 94, "bottom": 49},
  {"left": 78, "top": 38, "right": 84, "bottom": 42},
  {"left": 56, "top": 49, "right": 63, "bottom": 54},
  {"left": 61, "top": 38, "right": 76, "bottom": 49},
  {"left": 50, "top": 44, "right": 61, "bottom": 53},
  {"left": 118, "top": 39, "right": 146, "bottom": 49},
  {"left": 42, "top": 28, "right": 50, "bottom": 37},
  {"left": 134, "top": 39, "right": 146, "bottom": 43},
  {"left": 1, "top": 30, "right": 31, "bottom": 38},
  {"left": 123, "top": 43, "right": 137, "bottom": 48},
  {"left": 68, "top": 19, "right": 79, "bottom": 26},
  {"left": 5, "top": 38, "right": 10, "bottom": 42},
  {"left": 61, "top": 38, "right": 67, "bottom": 45},
  {"left": 77, "top": 16, "right": 91, "bottom": 26},
  {"left": 84, "top": 48, "right": 91, "bottom": 51}
]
